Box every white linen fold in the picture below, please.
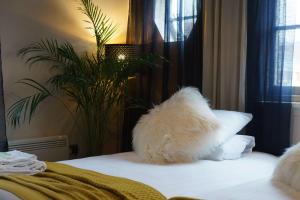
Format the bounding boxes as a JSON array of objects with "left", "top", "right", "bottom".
[
  {"left": 0, "top": 150, "right": 46, "bottom": 175},
  {"left": 206, "top": 135, "right": 255, "bottom": 161}
]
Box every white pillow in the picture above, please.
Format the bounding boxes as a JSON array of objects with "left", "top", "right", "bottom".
[
  {"left": 273, "top": 142, "right": 300, "bottom": 191},
  {"left": 205, "top": 135, "right": 255, "bottom": 161},
  {"left": 132, "top": 87, "right": 219, "bottom": 163},
  {"left": 211, "top": 110, "right": 253, "bottom": 146}
]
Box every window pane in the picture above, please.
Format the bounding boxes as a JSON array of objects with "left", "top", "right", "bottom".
[
  {"left": 169, "top": 18, "right": 195, "bottom": 41},
  {"left": 275, "top": 29, "right": 300, "bottom": 87},
  {"left": 292, "top": 29, "right": 300, "bottom": 86},
  {"left": 183, "top": 19, "right": 195, "bottom": 37},
  {"left": 154, "top": 0, "right": 199, "bottom": 42},
  {"left": 170, "top": 0, "right": 178, "bottom": 19},
  {"left": 169, "top": 0, "right": 197, "bottom": 19},
  {"left": 274, "top": 29, "right": 295, "bottom": 86},
  {"left": 154, "top": 0, "right": 166, "bottom": 39},
  {"left": 183, "top": 0, "right": 197, "bottom": 19},
  {"left": 277, "top": 0, "right": 300, "bottom": 26}
]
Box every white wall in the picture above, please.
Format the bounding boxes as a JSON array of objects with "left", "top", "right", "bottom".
[{"left": 0, "top": 0, "right": 129, "bottom": 156}]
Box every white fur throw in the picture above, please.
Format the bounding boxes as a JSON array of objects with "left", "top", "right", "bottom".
[
  {"left": 132, "top": 87, "right": 220, "bottom": 163},
  {"left": 273, "top": 142, "right": 300, "bottom": 191}
]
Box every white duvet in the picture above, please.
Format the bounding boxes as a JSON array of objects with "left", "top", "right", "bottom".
[{"left": 1, "top": 151, "right": 300, "bottom": 200}]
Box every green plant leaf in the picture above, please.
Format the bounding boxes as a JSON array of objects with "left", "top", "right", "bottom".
[
  {"left": 79, "top": 0, "right": 117, "bottom": 54},
  {"left": 7, "top": 80, "right": 52, "bottom": 128}
]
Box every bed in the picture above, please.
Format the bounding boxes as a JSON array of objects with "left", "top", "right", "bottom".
[{"left": 1, "top": 151, "right": 299, "bottom": 200}]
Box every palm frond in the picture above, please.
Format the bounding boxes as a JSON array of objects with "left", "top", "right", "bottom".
[
  {"left": 7, "top": 79, "right": 52, "bottom": 128},
  {"left": 79, "top": 0, "right": 117, "bottom": 53},
  {"left": 17, "top": 78, "right": 51, "bottom": 95},
  {"left": 18, "top": 39, "right": 82, "bottom": 71}
]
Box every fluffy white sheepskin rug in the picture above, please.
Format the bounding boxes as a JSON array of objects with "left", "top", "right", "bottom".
[
  {"left": 273, "top": 142, "right": 300, "bottom": 191},
  {"left": 132, "top": 87, "right": 220, "bottom": 164}
]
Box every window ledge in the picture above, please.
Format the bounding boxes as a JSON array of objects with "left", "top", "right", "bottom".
[{"left": 292, "top": 95, "right": 300, "bottom": 103}]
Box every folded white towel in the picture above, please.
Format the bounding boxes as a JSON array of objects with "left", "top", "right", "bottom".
[
  {"left": 0, "top": 150, "right": 36, "bottom": 165},
  {"left": 206, "top": 135, "right": 255, "bottom": 161},
  {"left": 0, "top": 150, "right": 46, "bottom": 175}
]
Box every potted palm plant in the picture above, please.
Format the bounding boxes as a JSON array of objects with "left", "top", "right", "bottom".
[{"left": 7, "top": 0, "right": 154, "bottom": 155}]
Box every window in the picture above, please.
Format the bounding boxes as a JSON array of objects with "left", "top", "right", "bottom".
[
  {"left": 275, "top": 0, "right": 300, "bottom": 88},
  {"left": 154, "top": 0, "right": 199, "bottom": 42}
]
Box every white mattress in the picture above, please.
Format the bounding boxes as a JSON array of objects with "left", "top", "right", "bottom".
[{"left": 1, "top": 151, "right": 300, "bottom": 200}]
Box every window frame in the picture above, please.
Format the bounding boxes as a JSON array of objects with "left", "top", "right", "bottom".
[{"left": 293, "top": 87, "right": 300, "bottom": 98}]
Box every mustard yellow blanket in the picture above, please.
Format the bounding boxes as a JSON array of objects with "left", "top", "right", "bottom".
[{"left": 0, "top": 162, "right": 197, "bottom": 200}]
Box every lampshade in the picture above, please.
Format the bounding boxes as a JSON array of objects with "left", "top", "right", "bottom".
[{"left": 105, "top": 44, "right": 140, "bottom": 60}]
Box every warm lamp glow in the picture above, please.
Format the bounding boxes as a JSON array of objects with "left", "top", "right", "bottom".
[
  {"left": 35, "top": 1, "right": 129, "bottom": 45},
  {"left": 118, "top": 54, "right": 126, "bottom": 60}
]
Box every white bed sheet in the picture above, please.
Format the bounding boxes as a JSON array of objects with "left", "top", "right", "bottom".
[
  {"left": 1, "top": 151, "right": 296, "bottom": 200},
  {"left": 60, "top": 151, "right": 278, "bottom": 198},
  {"left": 203, "top": 179, "right": 300, "bottom": 200}
]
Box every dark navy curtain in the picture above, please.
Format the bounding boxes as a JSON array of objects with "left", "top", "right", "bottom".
[
  {"left": 127, "top": 0, "right": 203, "bottom": 102},
  {"left": 246, "top": 0, "right": 294, "bottom": 155},
  {"left": 123, "top": 0, "right": 203, "bottom": 151},
  {"left": 0, "top": 41, "right": 8, "bottom": 152}
]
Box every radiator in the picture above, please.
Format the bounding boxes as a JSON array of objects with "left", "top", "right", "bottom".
[{"left": 8, "top": 135, "right": 69, "bottom": 161}]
